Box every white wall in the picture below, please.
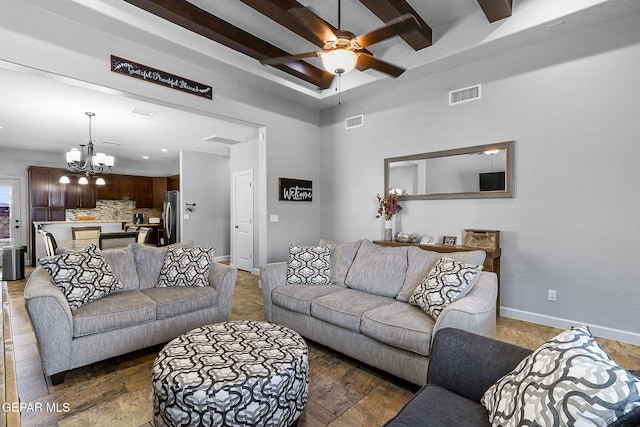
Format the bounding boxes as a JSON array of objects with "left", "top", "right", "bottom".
[
  {"left": 319, "top": 13, "right": 640, "bottom": 343},
  {"left": 180, "top": 150, "right": 230, "bottom": 256}
]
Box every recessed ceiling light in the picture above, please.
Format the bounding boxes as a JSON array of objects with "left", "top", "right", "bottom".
[
  {"left": 131, "top": 108, "right": 157, "bottom": 117},
  {"left": 142, "top": 156, "right": 149, "bottom": 159},
  {"left": 161, "top": 148, "right": 168, "bottom": 152}
]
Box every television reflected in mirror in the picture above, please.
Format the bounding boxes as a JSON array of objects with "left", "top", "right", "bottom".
[{"left": 384, "top": 141, "right": 514, "bottom": 200}]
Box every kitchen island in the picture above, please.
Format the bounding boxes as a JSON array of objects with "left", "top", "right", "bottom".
[{"left": 32, "top": 220, "right": 127, "bottom": 265}]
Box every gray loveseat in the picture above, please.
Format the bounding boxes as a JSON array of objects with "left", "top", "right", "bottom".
[
  {"left": 260, "top": 239, "right": 497, "bottom": 386},
  {"left": 24, "top": 242, "right": 237, "bottom": 384},
  {"left": 385, "top": 328, "right": 640, "bottom": 426}
]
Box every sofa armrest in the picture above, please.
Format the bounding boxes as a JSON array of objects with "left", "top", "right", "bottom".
[
  {"left": 259, "top": 262, "right": 287, "bottom": 321},
  {"left": 428, "top": 328, "right": 532, "bottom": 403},
  {"left": 209, "top": 262, "right": 238, "bottom": 321},
  {"left": 432, "top": 271, "right": 497, "bottom": 341},
  {"left": 23, "top": 267, "right": 74, "bottom": 376}
]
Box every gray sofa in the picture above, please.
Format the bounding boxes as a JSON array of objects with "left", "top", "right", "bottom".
[
  {"left": 24, "top": 242, "right": 237, "bottom": 384},
  {"left": 260, "top": 239, "right": 497, "bottom": 386}
]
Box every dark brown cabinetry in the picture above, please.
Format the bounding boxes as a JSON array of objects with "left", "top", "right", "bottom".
[
  {"left": 134, "top": 177, "right": 153, "bottom": 208},
  {"left": 28, "top": 167, "right": 68, "bottom": 222},
  {"left": 65, "top": 180, "right": 97, "bottom": 208},
  {"left": 97, "top": 175, "right": 135, "bottom": 201},
  {"left": 167, "top": 174, "right": 180, "bottom": 191},
  {"left": 152, "top": 177, "right": 167, "bottom": 208}
]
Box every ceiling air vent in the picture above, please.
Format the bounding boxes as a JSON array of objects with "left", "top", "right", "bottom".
[
  {"left": 345, "top": 115, "right": 364, "bottom": 129},
  {"left": 201, "top": 134, "right": 243, "bottom": 145},
  {"left": 449, "top": 84, "right": 481, "bottom": 106}
]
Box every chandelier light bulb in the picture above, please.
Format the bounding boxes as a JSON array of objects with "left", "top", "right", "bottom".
[
  {"left": 322, "top": 49, "right": 358, "bottom": 75},
  {"left": 78, "top": 176, "right": 89, "bottom": 185},
  {"left": 59, "top": 175, "right": 70, "bottom": 184},
  {"left": 95, "top": 177, "right": 106, "bottom": 186}
]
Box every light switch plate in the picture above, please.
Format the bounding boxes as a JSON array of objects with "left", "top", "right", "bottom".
[{"left": 270, "top": 215, "right": 279, "bottom": 223}]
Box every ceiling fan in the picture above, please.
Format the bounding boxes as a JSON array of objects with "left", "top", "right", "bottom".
[{"left": 259, "top": 1, "right": 421, "bottom": 89}]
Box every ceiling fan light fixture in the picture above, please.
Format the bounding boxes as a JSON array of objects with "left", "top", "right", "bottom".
[{"left": 322, "top": 49, "right": 358, "bottom": 75}]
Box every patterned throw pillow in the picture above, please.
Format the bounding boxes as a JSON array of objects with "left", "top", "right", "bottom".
[
  {"left": 408, "top": 256, "right": 482, "bottom": 319},
  {"left": 156, "top": 247, "right": 215, "bottom": 287},
  {"left": 39, "top": 244, "right": 123, "bottom": 311},
  {"left": 286, "top": 244, "right": 331, "bottom": 285},
  {"left": 482, "top": 326, "right": 640, "bottom": 426}
]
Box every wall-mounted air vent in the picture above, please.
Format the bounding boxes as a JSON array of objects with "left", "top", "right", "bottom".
[
  {"left": 449, "top": 84, "right": 481, "bottom": 106},
  {"left": 345, "top": 114, "right": 364, "bottom": 129}
]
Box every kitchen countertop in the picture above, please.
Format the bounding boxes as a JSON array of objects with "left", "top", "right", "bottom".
[{"left": 125, "top": 223, "right": 161, "bottom": 227}]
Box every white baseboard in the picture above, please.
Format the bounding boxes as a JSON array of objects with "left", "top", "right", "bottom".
[
  {"left": 252, "top": 268, "right": 260, "bottom": 276},
  {"left": 213, "top": 255, "right": 230, "bottom": 263},
  {"left": 500, "top": 307, "right": 640, "bottom": 346}
]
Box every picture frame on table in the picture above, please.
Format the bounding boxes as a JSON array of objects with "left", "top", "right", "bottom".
[{"left": 442, "top": 236, "right": 457, "bottom": 245}]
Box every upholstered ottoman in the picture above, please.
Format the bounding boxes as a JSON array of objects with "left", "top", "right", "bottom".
[{"left": 152, "top": 320, "right": 309, "bottom": 427}]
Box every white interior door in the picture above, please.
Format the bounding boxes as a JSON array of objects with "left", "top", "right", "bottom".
[
  {"left": 232, "top": 170, "right": 254, "bottom": 272},
  {"left": 0, "top": 178, "right": 23, "bottom": 267}
]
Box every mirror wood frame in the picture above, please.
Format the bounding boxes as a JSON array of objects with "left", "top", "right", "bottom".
[{"left": 384, "top": 140, "right": 515, "bottom": 200}]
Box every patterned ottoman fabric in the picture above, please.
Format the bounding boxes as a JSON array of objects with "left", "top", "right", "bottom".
[{"left": 153, "top": 320, "right": 309, "bottom": 427}]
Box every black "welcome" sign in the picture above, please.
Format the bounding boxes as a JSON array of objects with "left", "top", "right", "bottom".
[
  {"left": 111, "top": 55, "right": 213, "bottom": 100},
  {"left": 279, "top": 178, "right": 312, "bottom": 202}
]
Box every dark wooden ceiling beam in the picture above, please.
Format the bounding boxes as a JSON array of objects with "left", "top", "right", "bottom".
[
  {"left": 238, "top": 0, "right": 326, "bottom": 49},
  {"left": 476, "top": 0, "right": 512, "bottom": 23},
  {"left": 357, "top": 0, "right": 432, "bottom": 50},
  {"left": 123, "top": 0, "right": 333, "bottom": 89}
]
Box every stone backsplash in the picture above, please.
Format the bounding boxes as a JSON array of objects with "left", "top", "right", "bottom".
[{"left": 66, "top": 200, "right": 162, "bottom": 223}]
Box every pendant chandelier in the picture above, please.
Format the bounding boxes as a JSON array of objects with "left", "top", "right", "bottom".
[{"left": 60, "top": 112, "right": 114, "bottom": 185}]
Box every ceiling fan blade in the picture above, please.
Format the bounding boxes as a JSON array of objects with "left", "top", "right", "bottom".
[
  {"left": 259, "top": 51, "right": 323, "bottom": 66},
  {"left": 355, "top": 13, "right": 420, "bottom": 48},
  {"left": 289, "top": 7, "right": 337, "bottom": 42},
  {"left": 357, "top": 53, "right": 405, "bottom": 77}
]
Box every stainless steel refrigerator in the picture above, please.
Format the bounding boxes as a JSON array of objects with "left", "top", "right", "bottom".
[{"left": 161, "top": 190, "right": 180, "bottom": 245}]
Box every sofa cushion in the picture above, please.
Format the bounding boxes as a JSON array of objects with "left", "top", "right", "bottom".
[
  {"left": 311, "top": 289, "right": 394, "bottom": 332},
  {"left": 39, "top": 244, "right": 123, "bottom": 311},
  {"left": 383, "top": 384, "right": 490, "bottom": 427},
  {"left": 132, "top": 241, "right": 194, "bottom": 289},
  {"left": 101, "top": 245, "right": 139, "bottom": 292},
  {"left": 72, "top": 290, "right": 156, "bottom": 337},
  {"left": 409, "top": 257, "right": 483, "bottom": 320},
  {"left": 397, "top": 247, "right": 486, "bottom": 302},
  {"left": 344, "top": 240, "right": 408, "bottom": 297},
  {"left": 157, "top": 246, "right": 215, "bottom": 287},
  {"left": 272, "top": 284, "right": 345, "bottom": 315},
  {"left": 361, "top": 301, "right": 435, "bottom": 357},
  {"left": 141, "top": 286, "right": 218, "bottom": 319},
  {"left": 286, "top": 244, "right": 331, "bottom": 285},
  {"left": 482, "top": 326, "right": 640, "bottom": 427},
  {"left": 319, "top": 239, "right": 362, "bottom": 285}
]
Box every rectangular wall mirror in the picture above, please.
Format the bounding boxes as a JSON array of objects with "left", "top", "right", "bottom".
[{"left": 384, "top": 141, "right": 515, "bottom": 200}]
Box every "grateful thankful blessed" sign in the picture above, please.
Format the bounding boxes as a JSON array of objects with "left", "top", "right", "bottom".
[{"left": 111, "top": 55, "right": 213, "bottom": 99}]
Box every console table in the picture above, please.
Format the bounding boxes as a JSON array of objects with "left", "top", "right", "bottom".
[{"left": 373, "top": 240, "right": 501, "bottom": 317}]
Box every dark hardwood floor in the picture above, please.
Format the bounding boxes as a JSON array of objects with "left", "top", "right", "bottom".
[{"left": 2, "top": 266, "right": 639, "bottom": 426}]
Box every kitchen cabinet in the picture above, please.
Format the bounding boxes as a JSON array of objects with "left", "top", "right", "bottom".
[
  {"left": 152, "top": 177, "right": 167, "bottom": 208},
  {"left": 134, "top": 177, "right": 153, "bottom": 208},
  {"left": 28, "top": 167, "right": 67, "bottom": 217},
  {"left": 120, "top": 175, "right": 135, "bottom": 200},
  {"left": 167, "top": 174, "right": 180, "bottom": 191},
  {"left": 97, "top": 175, "right": 135, "bottom": 200},
  {"left": 65, "top": 180, "right": 96, "bottom": 208}
]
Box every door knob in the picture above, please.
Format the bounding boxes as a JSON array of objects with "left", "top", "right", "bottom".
[{"left": 235, "top": 226, "right": 239, "bottom": 228}]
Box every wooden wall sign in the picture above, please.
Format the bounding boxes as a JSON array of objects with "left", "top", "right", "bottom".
[
  {"left": 110, "top": 55, "right": 213, "bottom": 99},
  {"left": 279, "top": 178, "right": 312, "bottom": 202}
]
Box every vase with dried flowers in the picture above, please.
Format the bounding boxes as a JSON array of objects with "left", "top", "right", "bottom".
[{"left": 376, "top": 193, "right": 403, "bottom": 241}]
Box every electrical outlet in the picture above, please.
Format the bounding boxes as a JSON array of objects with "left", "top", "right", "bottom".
[{"left": 548, "top": 289, "right": 557, "bottom": 301}]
